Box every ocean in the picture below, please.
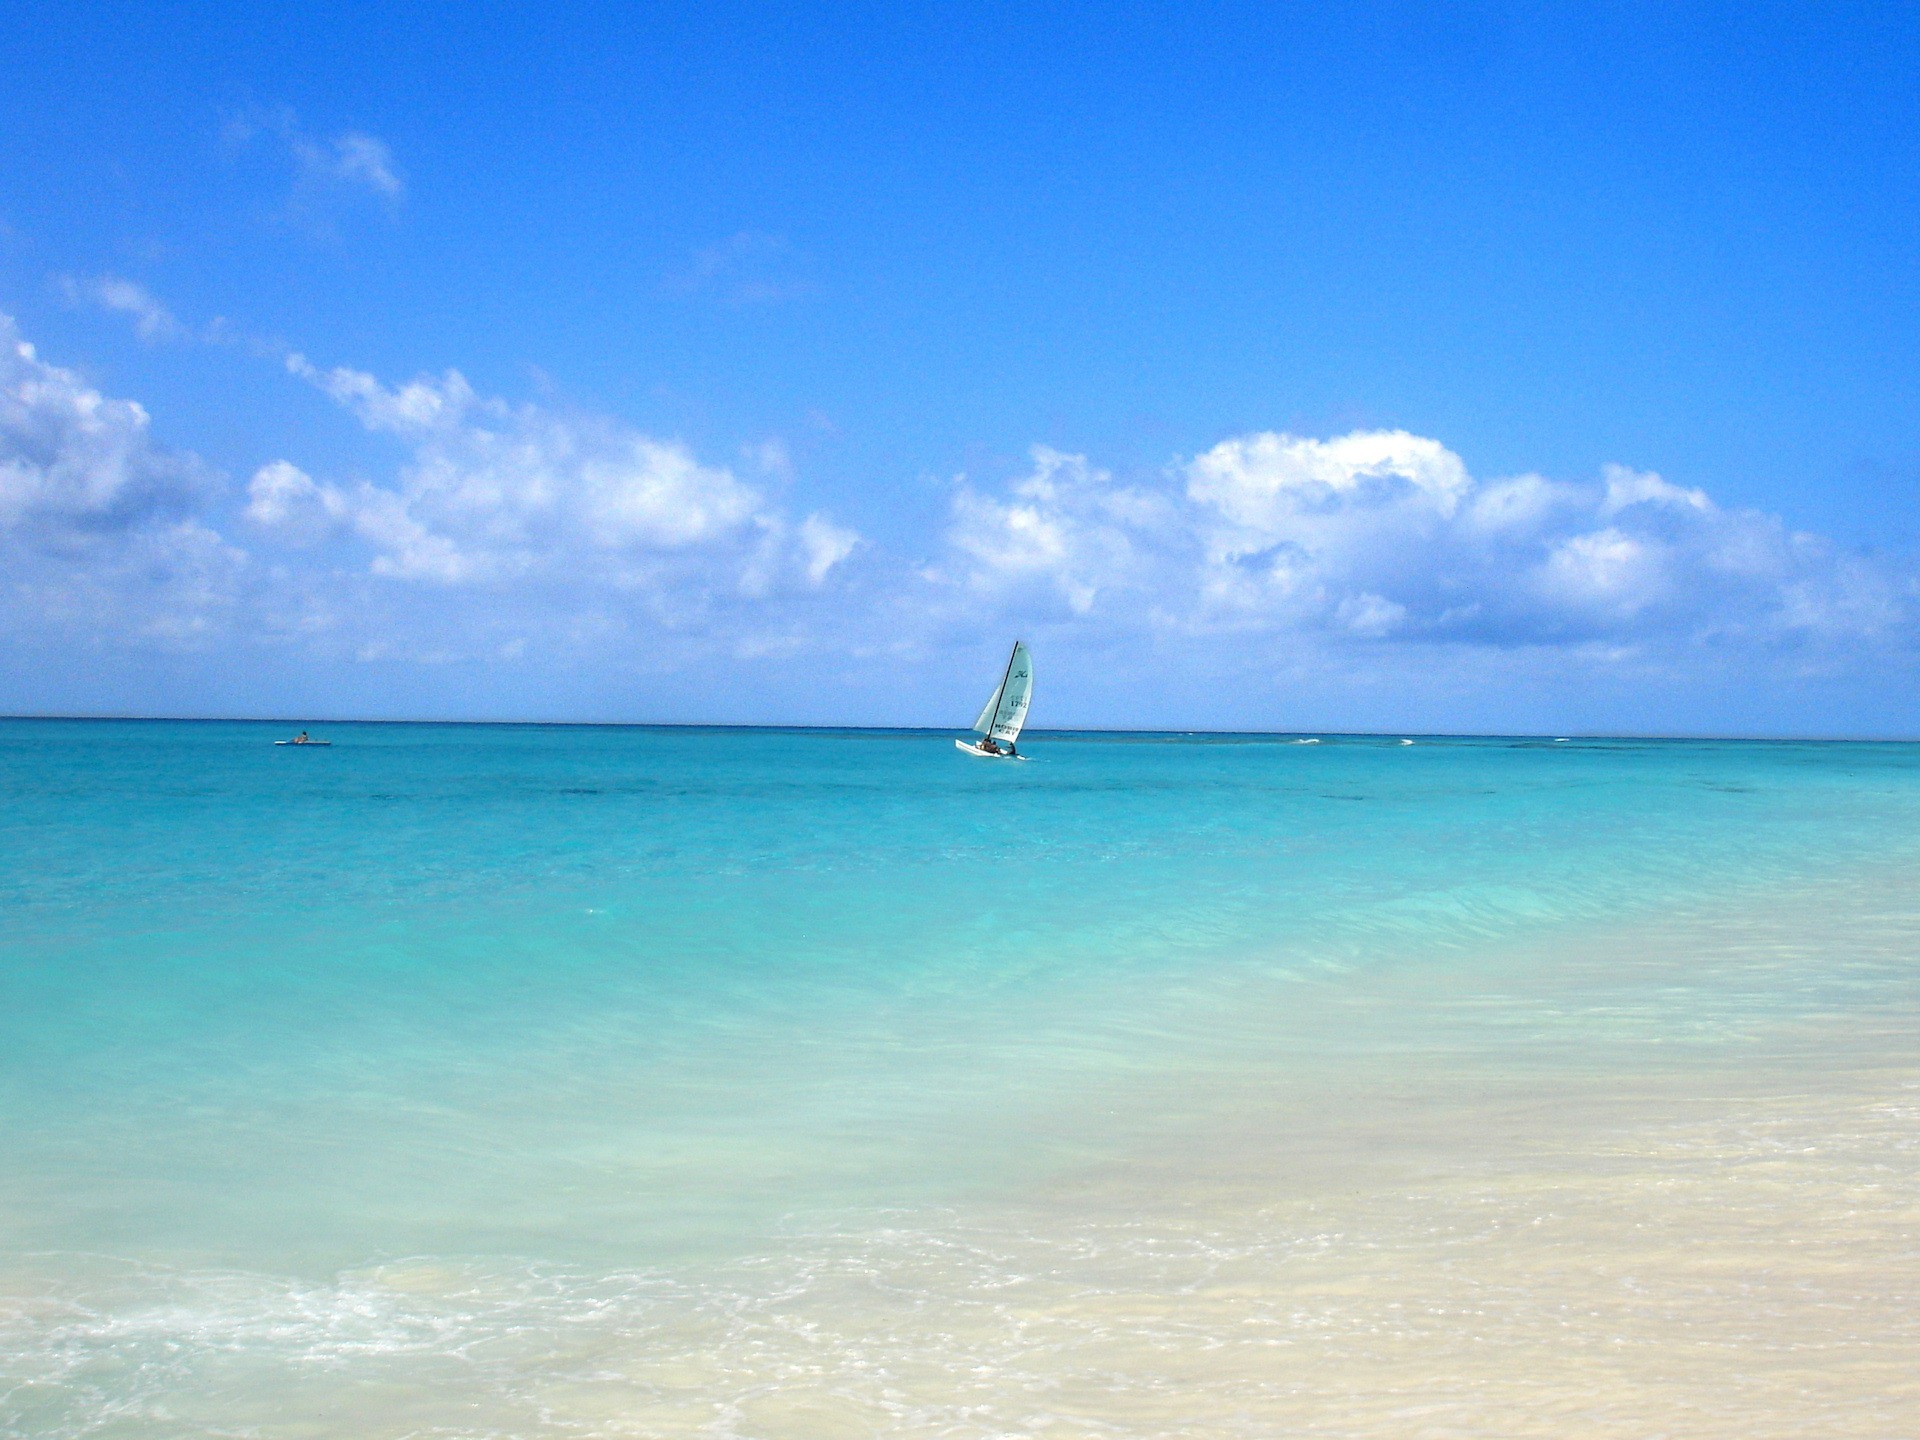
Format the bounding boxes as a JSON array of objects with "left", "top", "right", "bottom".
[{"left": 3, "top": 720, "right": 1917, "bottom": 1436}]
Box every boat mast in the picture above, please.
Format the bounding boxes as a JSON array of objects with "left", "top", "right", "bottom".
[{"left": 988, "top": 639, "right": 1020, "bottom": 746}]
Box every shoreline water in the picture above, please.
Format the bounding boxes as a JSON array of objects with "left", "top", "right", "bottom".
[{"left": 8, "top": 860, "right": 1919, "bottom": 1436}]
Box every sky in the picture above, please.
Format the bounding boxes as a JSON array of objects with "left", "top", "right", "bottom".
[{"left": 2, "top": 2, "right": 1918, "bottom": 734}]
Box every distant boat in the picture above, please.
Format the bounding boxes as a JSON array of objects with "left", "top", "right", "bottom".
[
  {"left": 956, "top": 641, "right": 1033, "bottom": 760},
  {"left": 275, "top": 733, "right": 331, "bottom": 747}
]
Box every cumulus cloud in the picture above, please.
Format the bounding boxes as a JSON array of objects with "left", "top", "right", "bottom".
[
  {"left": 1, "top": 310, "right": 873, "bottom": 674},
  {"left": 935, "top": 429, "right": 1913, "bottom": 655},
  {"left": 243, "top": 459, "right": 350, "bottom": 546},
  {"left": 0, "top": 313, "right": 249, "bottom": 650},
  {"left": 0, "top": 314, "right": 212, "bottom": 532},
  {"left": 3, "top": 297, "right": 1910, "bottom": 723},
  {"left": 1188, "top": 429, "right": 1472, "bottom": 555},
  {"left": 265, "top": 355, "right": 854, "bottom": 591},
  {"left": 798, "top": 513, "right": 861, "bottom": 585},
  {"left": 944, "top": 446, "right": 1181, "bottom": 616}
]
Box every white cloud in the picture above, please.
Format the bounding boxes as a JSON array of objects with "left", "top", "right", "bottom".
[
  {"left": 945, "top": 446, "right": 1178, "bottom": 617},
  {"left": 275, "top": 357, "right": 785, "bottom": 578},
  {"left": 1538, "top": 528, "right": 1665, "bottom": 617},
  {"left": 1177, "top": 430, "right": 1913, "bottom": 646},
  {"left": 325, "top": 133, "right": 404, "bottom": 199},
  {"left": 244, "top": 460, "right": 338, "bottom": 541},
  {"left": 1187, "top": 429, "right": 1472, "bottom": 560},
  {"left": 0, "top": 314, "right": 250, "bottom": 648},
  {"left": 225, "top": 106, "right": 405, "bottom": 217},
  {"left": 0, "top": 314, "right": 212, "bottom": 531},
  {"left": 245, "top": 459, "right": 477, "bottom": 580},
  {"left": 61, "top": 275, "right": 186, "bottom": 343},
  {"left": 1336, "top": 592, "right": 1410, "bottom": 637},
  {"left": 3, "top": 311, "right": 868, "bottom": 670},
  {"left": 936, "top": 428, "right": 1914, "bottom": 656},
  {"left": 798, "top": 513, "right": 860, "bottom": 584},
  {"left": 1600, "top": 462, "right": 1710, "bottom": 517},
  {"left": 1464, "top": 472, "right": 1569, "bottom": 535},
  {"left": 2, "top": 298, "right": 1910, "bottom": 719}
]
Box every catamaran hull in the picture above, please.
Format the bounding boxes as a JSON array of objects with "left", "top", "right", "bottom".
[{"left": 955, "top": 739, "right": 1025, "bottom": 760}]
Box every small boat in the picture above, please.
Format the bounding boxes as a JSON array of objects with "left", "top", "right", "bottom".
[
  {"left": 956, "top": 641, "right": 1033, "bottom": 760},
  {"left": 274, "top": 737, "right": 331, "bottom": 747}
]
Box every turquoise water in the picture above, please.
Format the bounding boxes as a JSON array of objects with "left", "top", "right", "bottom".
[{"left": 4, "top": 721, "right": 1920, "bottom": 1436}]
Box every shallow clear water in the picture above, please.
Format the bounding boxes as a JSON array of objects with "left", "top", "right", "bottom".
[{"left": 3, "top": 721, "right": 1918, "bottom": 1436}]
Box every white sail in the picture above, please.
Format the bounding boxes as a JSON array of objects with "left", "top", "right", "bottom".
[
  {"left": 971, "top": 641, "right": 1033, "bottom": 743},
  {"left": 970, "top": 685, "right": 1002, "bottom": 735}
]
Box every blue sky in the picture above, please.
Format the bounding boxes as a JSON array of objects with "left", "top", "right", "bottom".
[{"left": 2, "top": 2, "right": 1917, "bottom": 733}]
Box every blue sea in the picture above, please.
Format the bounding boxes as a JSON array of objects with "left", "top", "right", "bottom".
[{"left": 4, "top": 721, "right": 1919, "bottom": 1437}]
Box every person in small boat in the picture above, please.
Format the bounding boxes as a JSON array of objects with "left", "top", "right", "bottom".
[
  {"left": 978, "top": 736, "right": 1002, "bottom": 755},
  {"left": 293, "top": 731, "right": 310, "bottom": 744}
]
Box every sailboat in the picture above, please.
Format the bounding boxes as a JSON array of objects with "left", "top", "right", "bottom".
[{"left": 956, "top": 641, "right": 1033, "bottom": 760}]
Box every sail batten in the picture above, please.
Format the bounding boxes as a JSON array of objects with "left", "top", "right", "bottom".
[{"left": 971, "top": 641, "right": 1033, "bottom": 743}]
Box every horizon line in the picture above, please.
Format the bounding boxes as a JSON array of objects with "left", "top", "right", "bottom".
[{"left": 2, "top": 713, "right": 1916, "bottom": 744}]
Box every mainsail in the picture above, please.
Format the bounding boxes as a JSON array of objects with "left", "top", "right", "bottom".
[{"left": 971, "top": 641, "right": 1033, "bottom": 743}]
